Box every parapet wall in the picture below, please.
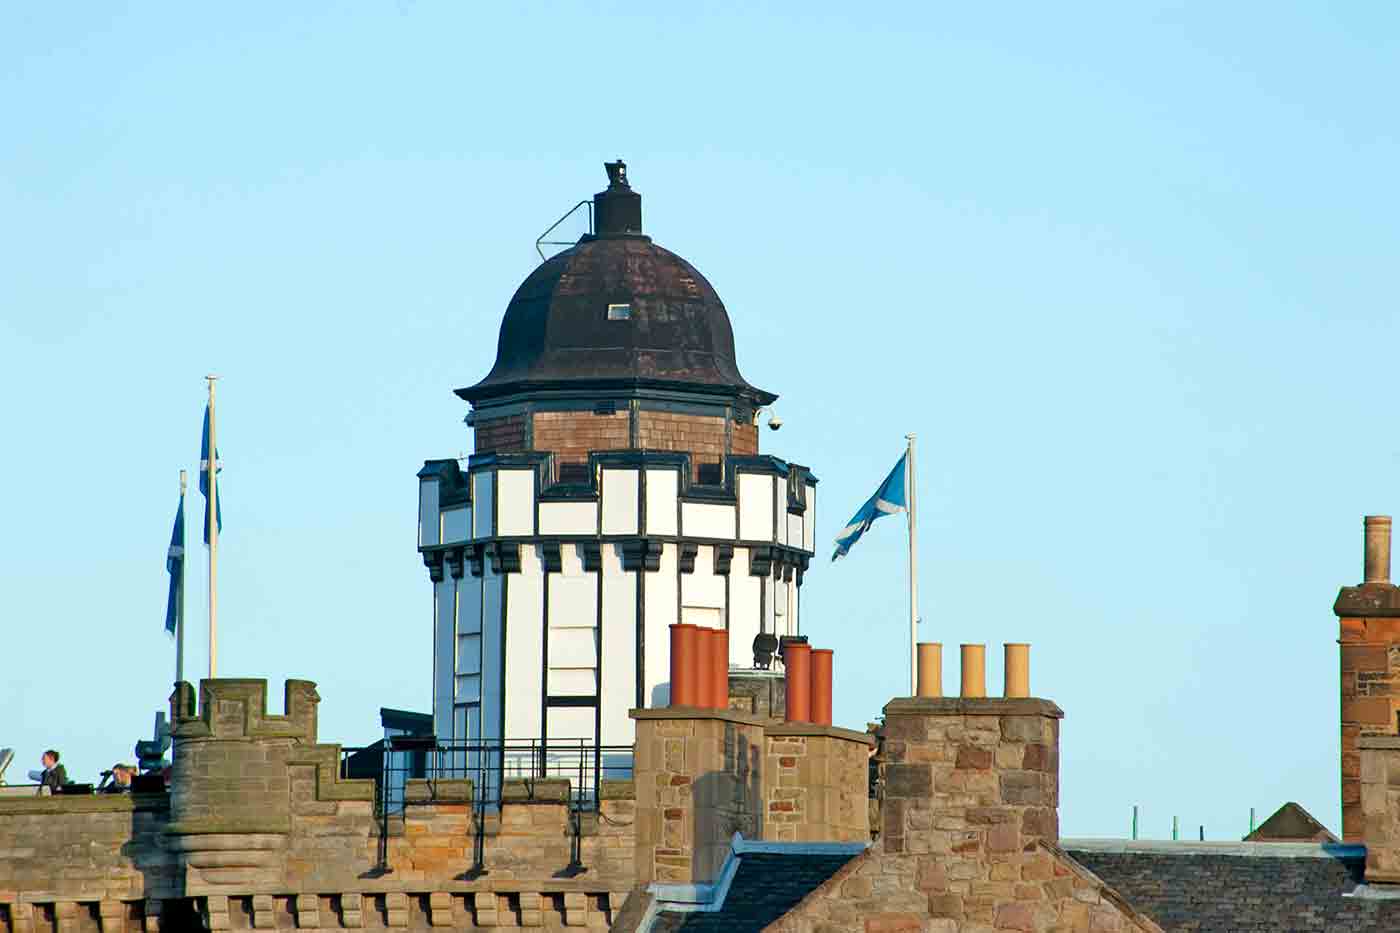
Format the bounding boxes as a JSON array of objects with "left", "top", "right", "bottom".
[{"left": 0, "top": 679, "right": 637, "bottom": 931}]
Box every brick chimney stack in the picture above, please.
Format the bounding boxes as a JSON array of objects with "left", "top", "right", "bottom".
[{"left": 1336, "top": 515, "right": 1400, "bottom": 842}]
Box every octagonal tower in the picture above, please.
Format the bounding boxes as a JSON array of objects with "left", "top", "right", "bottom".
[{"left": 417, "top": 163, "right": 816, "bottom": 772}]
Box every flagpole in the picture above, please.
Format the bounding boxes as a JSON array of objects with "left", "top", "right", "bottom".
[
  {"left": 177, "top": 470, "right": 187, "bottom": 686},
  {"left": 206, "top": 375, "right": 219, "bottom": 680},
  {"left": 906, "top": 434, "right": 918, "bottom": 696}
]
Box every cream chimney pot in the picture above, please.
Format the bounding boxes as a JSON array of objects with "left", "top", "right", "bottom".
[
  {"left": 1365, "top": 515, "right": 1392, "bottom": 585},
  {"left": 1004, "top": 643, "right": 1030, "bottom": 698},
  {"left": 960, "top": 644, "right": 986, "bottom": 698}
]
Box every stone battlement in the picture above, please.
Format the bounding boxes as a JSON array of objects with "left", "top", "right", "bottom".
[{"left": 0, "top": 679, "right": 639, "bottom": 931}]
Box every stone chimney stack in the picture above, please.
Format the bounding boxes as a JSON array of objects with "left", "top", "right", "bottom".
[
  {"left": 1336, "top": 515, "right": 1400, "bottom": 842},
  {"left": 880, "top": 696, "right": 1062, "bottom": 860}
]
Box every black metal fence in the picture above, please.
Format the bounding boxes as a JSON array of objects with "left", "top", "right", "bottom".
[
  {"left": 337, "top": 738, "right": 633, "bottom": 876},
  {"left": 338, "top": 738, "right": 634, "bottom": 819}
]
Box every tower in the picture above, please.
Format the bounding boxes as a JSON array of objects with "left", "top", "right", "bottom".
[{"left": 416, "top": 163, "right": 817, "bottom": 769}]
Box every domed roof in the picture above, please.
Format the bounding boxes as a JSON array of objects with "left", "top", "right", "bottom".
[{"left": 457, "top": 164, "right": 775, "bottom": 407}]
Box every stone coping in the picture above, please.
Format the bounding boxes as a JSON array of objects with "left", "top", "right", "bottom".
[
  {"left": 501, "top": 777, "right": 571, "bottom": 803},
  {"left": 405, "top": 778, "right": 474, "bottom": 803},
  {"left": 600, "top": 778, "right": 635, "bottom": 800},
  {"left": 401, "top": 777, "right": 637, "bottom": 804},
  {"left": 1062, "top": 838, "right": 1367, "bottom": 859},
  {"left": 0, "top": 791, "right": 170, "bottom": 816},
  {"left": 764, "top": 723, "right": 875, "bottom": 746},
  {"left": 10, "top": 880, "right": 642, "bottom": 901},
  {"left": 630, "top": 707, "right": 769, "bottom": 726},
  {"left": 882, "top": 697, "right": 1064, "bottom": 718},
  {"left": 1358, "top": 736, "right": 1400, "bottom": 750}
]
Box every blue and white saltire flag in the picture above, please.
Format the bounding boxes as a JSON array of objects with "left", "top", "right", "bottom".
[
  {"left": 199, "top": 404, "right": 222, "bottom": 545},
  {"left": 164, "top": 493, "right": 185, "bottom": 636},
  {"left": 832, "top": 452, "right": 908, "bottom": 561}
]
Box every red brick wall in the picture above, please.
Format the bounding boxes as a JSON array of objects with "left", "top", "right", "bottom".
[
  {"left": 732, "top": 421, "right": 759, "bottom": 456},
  {"left": 636, "top": 411, "right": 736, "bottom": 479},
  {"left": 473, "top": 414, "right": 527, "bottom": 453},
  {"left": 531, "top": 410, "right": 630, "bottom": 474},
  {"left": 473, "top": 408, "right": 756, "bottom": 479}
]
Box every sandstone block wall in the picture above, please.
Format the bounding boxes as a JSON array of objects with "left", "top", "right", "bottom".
[
  {"left": 767, "top": 698, "right": 1162, "bottom": 933},
  {"left": 631, "top": 709, "right": 767, "bottom": 884},
  {"left": 764, "top": 725, "right": 871, "bottom": 844},
  {"left": 0, "top": 793, "right": 175, "bottom": 909},
  {"left": 0, "top": 679, "right": 638, "bottom": 931},
  {"left": 1338, "top": 616, "right": 1400, "bottom": 841},
  {"left": 630, "top": 708, "right": 874, "bottom": 886},
  {"left": 1360, "top": 736, "right": 1400, "bottom": 884}
]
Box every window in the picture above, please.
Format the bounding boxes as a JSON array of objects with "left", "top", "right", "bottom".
[{"left": 607, "top": 303, "right": 631, "bottom": 321}]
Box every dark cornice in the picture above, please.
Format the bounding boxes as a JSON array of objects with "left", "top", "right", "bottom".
[
  {"left": 419, "top": 537, "right": 808, "bottom": 579},
  {"left": 457, "top": 376, "right": 776, "bottom": 408}
]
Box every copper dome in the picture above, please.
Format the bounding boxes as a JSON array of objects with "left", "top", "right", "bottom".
[{"left": 456, "top": 164, "right": 775, "bottom": 407}]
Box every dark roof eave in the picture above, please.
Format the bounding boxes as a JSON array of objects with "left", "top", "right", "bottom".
[{"left": 456, "top": 377, "right": 777, "bottom": 407}]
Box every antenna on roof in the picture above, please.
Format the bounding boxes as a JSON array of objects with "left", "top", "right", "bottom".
[{"left": 535, "top": 199, "right": 593, "bottom": 261}]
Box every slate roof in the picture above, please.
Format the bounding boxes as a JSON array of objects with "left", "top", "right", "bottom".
[
  {"left": 647, "top": 837, "right": 866, "bottom": 932},
  {"left": 1065, "top": 840, "right": 1400, "bottom": 932}
]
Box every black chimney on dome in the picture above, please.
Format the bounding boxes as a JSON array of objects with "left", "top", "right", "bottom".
[{"left": 593, "top": 160, "right": 642, "bottom": 235}]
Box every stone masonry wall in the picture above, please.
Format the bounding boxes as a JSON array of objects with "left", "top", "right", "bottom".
[
  {"left": 1338, "top": 615, "right": 1400, "bottom": 841},
  {"left": 631, "top": 709, "right": 767, "bottom": 885},
  {"left": 0, "top": 793, "right": 176, "bottom": 930},
  {"left": 766, "top": 698, "right": 1162, "bottom": 933},
  {"left": 0, "top": 679, "right": 638, "bottom": 931},
  {"left": 1360, "top": 736, "right": 1400, "bottom": 884},
  {"left": 631, "top": 709, "right": 873, "bottom": 887},
  {"left": 764, "top": 725, "right": 871, "bottom": 844}
]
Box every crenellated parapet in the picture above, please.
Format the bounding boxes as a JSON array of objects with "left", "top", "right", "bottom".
[
  {"left": 165, "top": 678, "right": 376, "bottom": 911},
  {"left": 0, "top": 677, "right": 640, "bottom": 929},
  {"left": 170, "top": 678, "right": 321, "bottom": 744}
]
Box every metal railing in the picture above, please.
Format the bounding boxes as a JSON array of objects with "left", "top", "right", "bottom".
[
  {"left": 340, "top": 738, "right": 634, "bottom": 816},
  {"left": 339, "top": 738, "right": 633, "bottom": 877}
]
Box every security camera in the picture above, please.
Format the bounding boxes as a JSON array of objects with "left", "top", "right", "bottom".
[{"left": 767, "top": 415, "right": 783, "bottom": 431}]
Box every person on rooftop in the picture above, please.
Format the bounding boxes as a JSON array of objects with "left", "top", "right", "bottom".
[
  {"left": 36, "top": 750, "right": 66, "bottom": 794},
  {"left": 100, "top": 764, "right": 135, "bottom": 793}
]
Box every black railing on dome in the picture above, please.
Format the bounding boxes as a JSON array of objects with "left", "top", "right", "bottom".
[{"left": 337, "top": 738, "right": 634, "bottom": 876}]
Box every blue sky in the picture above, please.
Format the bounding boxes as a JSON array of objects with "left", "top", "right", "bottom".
[{"left": 3, "top": 4, "right": 1398, "bottom": 837}]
